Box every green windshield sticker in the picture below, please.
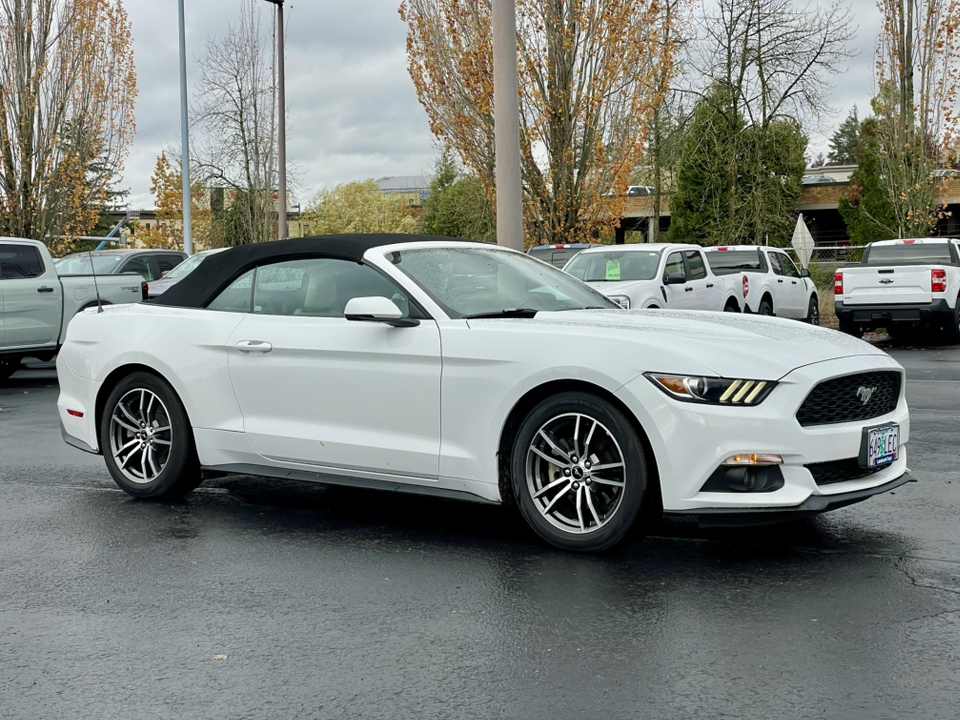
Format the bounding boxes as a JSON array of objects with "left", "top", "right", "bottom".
[{"left": 605, "top": 259, "right": 621, "bottom": 281}]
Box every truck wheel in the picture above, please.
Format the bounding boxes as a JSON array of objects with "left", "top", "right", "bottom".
[
  {"left": 805, "top": 296, "right": 820, "bottom": 325},
  {"left": 0, "top": 357, "right": 20, "bottom": 381},
  {"left": 944, "top": 299, "right": 960, "bottom": 345},
  {"left": 758, "top": 297, "right": 774, "bottom": 316},
  {"left": 724, "top": 300, "right": 740, "bottom": 312},
  {"left": 838, "top": 318, "right": 862, "bottom": 337}
]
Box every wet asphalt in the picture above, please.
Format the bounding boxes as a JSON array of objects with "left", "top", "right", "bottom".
[{"left": 1, "top": 341, "right": 959, "bottom": 720}]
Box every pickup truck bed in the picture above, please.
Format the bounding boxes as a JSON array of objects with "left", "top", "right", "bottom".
[{"left": 1, "top": 237, "right": 145, "bottom": 380}]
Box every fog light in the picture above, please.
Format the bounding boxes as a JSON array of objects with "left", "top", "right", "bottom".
[
  {"left": 701, "top": 464, "right": 785, "bottom": 493},
  {"left": 724, "top": 453, "right": 783, "bottom": 466}
]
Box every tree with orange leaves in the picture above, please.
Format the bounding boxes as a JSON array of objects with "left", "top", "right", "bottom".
[
  {"left": 0, "top": 0, "right": 137, "bottom": 255},
  {"left": 400, "top": 0, "right": 677, "bottom": 247}
]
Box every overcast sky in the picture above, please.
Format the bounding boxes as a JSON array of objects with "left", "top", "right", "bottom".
[{"left": 121, "top": 0, "right": 882, "bottom": 209}]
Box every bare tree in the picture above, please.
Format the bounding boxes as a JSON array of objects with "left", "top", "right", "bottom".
[
  {"left": 687, "top": 0, "right": 854, "bottom": 242},
  {"left": 401, "top": 0, "right": 677, "bottom": 246},
  {"left": 192, "top": 0, "right": 280, "bottom": 244},
  {"left": 0, "top": 0, "right": 137, "bottom": 251},
  {"left": 871, "top": 0, "right": 960, "bottom": 237}
]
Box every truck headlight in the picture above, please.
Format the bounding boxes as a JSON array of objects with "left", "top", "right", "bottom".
[
  {"left": 645, "top": 373, "right": 777, "bottom": 406},
  {"left": 609, "top": 295, "right": 630, "bottom": 309}
]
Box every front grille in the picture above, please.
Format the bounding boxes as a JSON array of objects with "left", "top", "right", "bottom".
[
  {"left": 796, "top": 371, "right": 901, "bottom": 427},
  {"left": 805, "top": 458, "right": 883, "bottom": 486}
]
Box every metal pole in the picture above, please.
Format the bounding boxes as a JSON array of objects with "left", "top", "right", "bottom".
[
  {"left": 491, "top": 0, "right": 524, "bottom": 250},
  {"left": 274, "top": 1, "right": 287, "bottom": 240},
  {"left": 177, "top": 0, "right": 193, "bottom": 255}
]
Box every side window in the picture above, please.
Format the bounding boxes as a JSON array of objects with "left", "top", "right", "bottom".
[
  {"left": 663, "top": 252, "right": 685, "bottom": 280},
  {"left": 122, "top": 256, "right": 156, "bottom": 281},
  {"left": 0, "top": 244, "right": 44, "bottom": 279},
  {"left": 684, "top": 251, "right": 708, "bottom": 280},
  {"left": 156, "top": 255, "right": 184, "bottom": 275},
  {"left": 207, "top": 270, "right": 255, "bottom": 312},
  {"left": 778, "top": 253, "right": 801, "bottom": 278},
  {"left": 757, "top": 250, "right": 769, "bottom": 273},
  {"left": 252, "top": 258, "right": 412, "bottom": 318},
  {"left": 768, "top": 252, "right": 784, "bottom": 276}
]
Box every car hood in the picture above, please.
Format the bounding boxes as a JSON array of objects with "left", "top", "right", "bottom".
[{"left": 525, "top": 309, "right": 889, "bottom": 379}]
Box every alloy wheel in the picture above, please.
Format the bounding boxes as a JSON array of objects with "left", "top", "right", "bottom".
[
  {"left": 525, "top": 413, "right": 626, "bottom": 535},
  {"left": 109, "top": 388, "right": 173, "bottom": 484}
]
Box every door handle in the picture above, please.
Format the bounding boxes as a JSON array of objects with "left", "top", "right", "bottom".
[
  {"left": 777, "top": 279, "right": 784, "bottom": 283},
  {"left": 791, "top": 280, "right": 798, "bottom": 284},
  {"left": 37, "top": 286, "right": 54, "bottom": 293},
  {"left": 235, "top": 340, "right": 273, "bottom": 354},
  {"left": 684, "top": 287, "right": 693, "bottom": 292},
  {"left": 706, "top": 283, "right": 715, "bottom": 288}
]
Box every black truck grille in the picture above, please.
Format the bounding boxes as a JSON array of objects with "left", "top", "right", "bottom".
[
  {"left": 805, "top": 458, "right": 883, "bottom": 486},
  {"left": 796, "top": 371, "right": 901, "bottom": 427}
]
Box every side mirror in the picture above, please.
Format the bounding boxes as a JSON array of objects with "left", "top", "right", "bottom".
[
  {"left": 799, "top": 268, "right": 811, "bottom": 278},
  {"left": 663, "top": 272, "right": 686, "bottom": 285},
  {"left": 344, "top": 296, "right": 419, "bottom": 328}
]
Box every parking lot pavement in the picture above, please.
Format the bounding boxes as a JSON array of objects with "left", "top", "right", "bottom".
[{"left": 2, "top": 348, "right": 959, "bottom": 720}]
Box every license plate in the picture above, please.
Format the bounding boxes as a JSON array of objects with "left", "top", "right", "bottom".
[{"left": 861, "top": 424, "right": 899, "bottom": 469}]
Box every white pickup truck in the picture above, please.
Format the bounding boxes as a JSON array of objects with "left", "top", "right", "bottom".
[
  {"left": 834, "top": 238, "right": 960, "bottom": 342},
  {"left": 703, "top": 245, "right": 821, "bottom": 323},
  {"left": 562, "top": 243, "right": 745, "bottom": 311},
  {"left": 0, "top": 237, "right": 145, "bottom": 380}
]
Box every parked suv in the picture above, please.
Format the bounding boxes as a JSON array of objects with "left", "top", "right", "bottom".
[{"left": 55, "top": 249, "right": 187, "bottom": 281}]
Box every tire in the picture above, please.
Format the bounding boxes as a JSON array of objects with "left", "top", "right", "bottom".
[
  {"left": 944, "top": 298, "right": 960, "bottom": 344},
  {"left": 805, "top": 295, "right": 820, "bottom": 325},
  {"left": 0, "top": 357, "right": 20, "bottom": 381},
  {"left": 510, "top": 392, "right": 649, "bottom": 552},
  {"left": 100, "top": 371, "right": 202, "bottom": 499},
  {"left": 758, "top": 297, "right": 774, "bottom": 316},
  {"left": 724, "top": 300, "right": 740, "bottom": 313},
  {"left": 838, "top": 317, "right": 862, "bottom": 337}
]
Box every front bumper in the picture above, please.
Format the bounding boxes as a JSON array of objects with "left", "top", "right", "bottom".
[
  {"left": 614, "top": 354, "right": 911, "bottom": 515},
  {"left": 667, "top": 472, "right": 916, "bottom": 526},
  {"left": 836, "top": 298, "right": 952, "bottom": 325}
]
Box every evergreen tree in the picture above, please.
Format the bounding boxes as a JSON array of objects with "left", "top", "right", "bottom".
[
  {"left": 423, "top": 149, "right": 496, "bottom": 243},
  {"left": 838, "top": 117, "right": 898, "bottom": 244},
  {"left": 828, "top": 107, "right": 860, "bottom": 165}
]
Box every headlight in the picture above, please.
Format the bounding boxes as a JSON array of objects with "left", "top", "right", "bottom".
[
  {"left": 645, "top": 373, "right": 777, "bottom": 406},
  {"left": 609, "top": 295, "right": 630, "bottom": 309}
]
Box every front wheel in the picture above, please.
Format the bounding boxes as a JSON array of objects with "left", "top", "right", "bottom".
[
  {"left": 100, "top": 372, "right": 202, "bottom": 498},
  {"left": 510, "top": 392, "right": 650, "bottom": 552},
  {"left": 806, "top": 295, "right": 820, "bottom": 325}
]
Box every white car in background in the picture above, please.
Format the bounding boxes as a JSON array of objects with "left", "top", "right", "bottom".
[
  {"left": 563, "top": 243, "right": 745, "bottom": 311},
  {"left": 703, "top": 245, "right": 820, "bottom": 323},
  {"left": 58, "top": 235, "right": 911, "bottom": 552}
]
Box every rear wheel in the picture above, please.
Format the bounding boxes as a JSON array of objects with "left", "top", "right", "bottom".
[
  {"left": 100, "top": 372, "right": 202, "bottom": 499},
  {"left": 944, "top": 298, "right": 960, "bottom": 344},
  {"left": 510, "top": 392, "right": 650, "bottom": 552},
  {"left": 758, "top": 297, "right": 774, "bottom": 316},
  {"left": 724, "top": 300, "right": 740, "bottom": 313},
  {"left": 838, "top": 317, "right": 862, "bottom": 337},
  {"left": 806, "top": 295, "right": 820, "bottom": 325},
  {"left": 0, "top": 357, "right": 20, "bottom": 381}
]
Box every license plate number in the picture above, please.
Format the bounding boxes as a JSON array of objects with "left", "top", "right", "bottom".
[{"left": 865, "top": 424, "right": 899, "bottom": 469}]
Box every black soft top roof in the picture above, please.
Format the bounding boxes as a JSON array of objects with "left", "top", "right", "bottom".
[{"left": 150, "top": 234, "right": 456, "bottom": 309}]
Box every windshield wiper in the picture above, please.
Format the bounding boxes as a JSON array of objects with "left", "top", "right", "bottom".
[{"left": 464, "top": 308, "right": 539, "bottom": 319}]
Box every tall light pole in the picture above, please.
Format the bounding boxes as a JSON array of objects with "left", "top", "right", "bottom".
[
  {"left": 491, "top": 0, "right": 524, "bottom": 250},
  {"left": 177, "top": 0, "right": 193, "bottom": 254},
  {"left": 265, "top": 0, "right": 287, "bottom": 240}
]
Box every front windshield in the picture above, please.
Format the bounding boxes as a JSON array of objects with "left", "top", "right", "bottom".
[
  {"left": 564, "top": 250, "right": 661, "bottom": 282},
  {"left": 55, "top": 254, "right": 123, "bottom": 275},
  {"left": 390, "top": 247, "right": 617, "bottom": 317}
]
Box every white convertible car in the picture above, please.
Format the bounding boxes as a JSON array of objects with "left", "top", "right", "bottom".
[{"left": 58, "top": 235, "right": 912, "bottom": 551}]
